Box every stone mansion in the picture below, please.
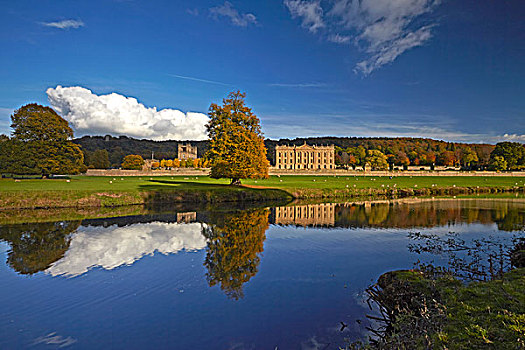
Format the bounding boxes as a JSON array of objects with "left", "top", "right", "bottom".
[{"left": 275, "top": 143, "right": 335, "bottom": 170}]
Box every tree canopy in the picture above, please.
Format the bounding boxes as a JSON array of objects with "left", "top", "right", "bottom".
[
  {"left": 0, "top": 104, "right": 85, "bottom": 176},
  {"left": 121, "top": 154, "right": 145, "bottom": 170},
  {"left": 490, "top": 142, "right": 525, "bottom": 170},
  {"left": 365, "top": 149, "right": 389, "bottom": 170},
  {"left": 205, "top": 91, "right": 269, "bottom": 185},
  {"left": 11, "top": 103, "right": 74, "bottom": 142},
  {"left": 85, "top": 149, "right": 110, "bottom": 169}
]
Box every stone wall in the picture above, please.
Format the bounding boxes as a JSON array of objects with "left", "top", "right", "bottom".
[
  {"left": 85, "top": 169, "right": 210, "bottom": 176},
  {"left": 85, "top": 168, "right": 524, "bottom": 177}
]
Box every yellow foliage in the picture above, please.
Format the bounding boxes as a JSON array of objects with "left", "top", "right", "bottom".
[{"left": 205, "top": 91, "right": 269, "bottom": 184}]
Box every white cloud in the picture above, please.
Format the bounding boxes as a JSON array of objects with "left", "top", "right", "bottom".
[
  {"left": 328, "top": 34, "right": 351, "bottom": 44},
  {"left": 285, "top": 0, "right": 440, "bottom": 74},
  {"left": 210, "top": 2, "right": 257, "bottom": 27},
  {"left": 47, "top": 222, "right": 208, "bottom": 277},
  {"left": 46, "top": 85, "right": 209, "bottom": 140},
  {"left": 501, "top": 134, "right": 525, "bottom": 142},
  {"left": 284, "top": 0, "right": 324, "bottom": 33},
  {"left": 355, "top": 25, "right": 434, "bottom": 75},
  {"left": 41, "top": 19, "right": 84, "bottom": 29}
]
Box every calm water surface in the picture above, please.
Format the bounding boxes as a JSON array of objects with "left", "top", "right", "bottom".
[{"left": 0, "top": 198, "right": 524, "bottom": 349}]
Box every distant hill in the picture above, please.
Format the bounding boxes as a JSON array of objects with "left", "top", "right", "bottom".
[
  {"left": 74, "top": 135, "right": 208, "bottom": 167},
  {"left": 74, "top": 135, "right": 495, "bottom": 168}
]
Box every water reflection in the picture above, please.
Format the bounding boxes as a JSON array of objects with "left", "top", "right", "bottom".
[
  {"left": 272, "top": 199, "right": 525, "bottom": 231},
  {"left": 0, "top": 221, "right": 79, "bottom": 275},
  {"left": 0, "top": 199, "right": 523, "bottom": 282},
  {"left": 203, "top": 208, "right": 269, "bottom": 299},
  {"left": 47, "top": 221, "right": 207, "bottom": 277},
  {"left": 0, "top": 199, "right": 523, "bottom": 349}
]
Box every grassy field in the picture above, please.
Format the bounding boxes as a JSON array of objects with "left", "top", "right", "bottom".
[{"left": 0, "top": 175, "right": 524, "bottom": 209}]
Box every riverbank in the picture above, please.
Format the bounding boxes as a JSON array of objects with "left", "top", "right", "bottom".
[
  {"left": 363, "top": 266, "right": 525, "bottom": 349},
  {"left": 0, "top": 175, "right": 524, "bottom": 210}
]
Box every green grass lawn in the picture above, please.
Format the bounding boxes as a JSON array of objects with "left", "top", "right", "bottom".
[
  {"left": 0, "top": 175, "right": 524, "bottom": 209},
  {"left": 245, "top": 175, "right": 525, "bottom": 191},
  {"left": 1, "top": 175, "right": 524, "bottom": 192}
]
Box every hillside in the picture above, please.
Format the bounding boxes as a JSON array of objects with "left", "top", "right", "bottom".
[{"left": 74, "top": 135, "right": 495, "bottom": 168}]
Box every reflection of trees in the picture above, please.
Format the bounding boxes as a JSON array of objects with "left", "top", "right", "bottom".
[
  {"left": 0, "top": 221, "right": 79, "bottom": 275},
  {"left": 333, "top": 201, "right": 525, "bottom": 231},
  {"left": 408, "top": 232, "right": 525, "bottom": 281},
  {"left": 202, "top": 209, "right": 269, "bottom": 299}
]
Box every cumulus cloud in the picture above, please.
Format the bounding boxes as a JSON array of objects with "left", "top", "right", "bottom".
[
  {"left": 46, "top": 86, "right": 209, "bottom": 140},
  {"left": 285, "top": 0, "right": 440, "bottom": 75},
  {"left": 501, "top": 133, "right": 525, "bottom": 142},
  {"left": 41, "top": 19, "right": 84, "bottom": 29},
  {"left": 210, "top": 2, "right": 257, "bottom": 27},
  {"left": 47, "top": 222, "right": 208, "bottom": 277},
  {"left": 284, "top": 0, "right": 324, "bottom": 33}
]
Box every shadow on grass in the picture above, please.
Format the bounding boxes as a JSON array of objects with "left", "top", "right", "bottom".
[{"left": 139, "top": 180, "right": 293, "bottom": 209}]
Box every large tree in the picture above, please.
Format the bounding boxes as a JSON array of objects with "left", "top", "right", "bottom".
[
  {"left": 490, "top": 142, "right": 525, "bottom": 170},
  {"left": 205, "top": 91, "right": 269, "bottom": 185},
  {"left": 1, "top": 104, "right": 85, "bottom": 176}
]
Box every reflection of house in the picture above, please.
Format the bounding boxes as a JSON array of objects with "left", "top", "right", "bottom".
[
  {"left": 275, "top": 143, "right": 335, "bottom": 170},
  {"left": 273, "top": 203, "right": 336, "bottom": 227},
  {"left": 176, "top": 212, "right": 197, "bottom": 223},
  {"left": 178, "top": 143, "right": 198, "bottom": 160}
]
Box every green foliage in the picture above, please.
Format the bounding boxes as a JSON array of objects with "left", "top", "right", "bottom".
[
  {"left": 490, "top": 155, "right": 508, "bottom": 171},
  {"left": 1, "top": 139, "right": 84, "bottom": 176},
  {"left": 85, "top": 149, "right": 110, "bottom": 169},
  {"left": 490, "top": 142, "right": 525, "bottom": 170},
  {"left": 365, "top": 149, "right": 388, "bottom": 170},
  {"left": 73, "top": 134, "right": 504, "bottom": 169},
  {"left": 206, "top": 91, "right": 269, "bottom": 184},
  {"left": 460, "top": 146, "right": 478, "bottom": 167},
  {"left": 74, "top": 135, "right": 206, "bottom": 167},
  {"left": 1, "top": 104, "right": 84, "bottom": 176},
  {"left": 10, "top": 103, "right": 73, "bottom": 142},
  {"left": 121, "top": 154, "right": 145, "bottom": 170}
]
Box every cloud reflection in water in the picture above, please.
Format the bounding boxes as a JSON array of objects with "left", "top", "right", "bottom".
[{"left": 47, "top": 222, "right": 207, "bottom": 277}]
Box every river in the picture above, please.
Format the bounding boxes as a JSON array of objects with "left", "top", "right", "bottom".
[{"left": 0, "top": 198, "right": 523, "bottom": 349}]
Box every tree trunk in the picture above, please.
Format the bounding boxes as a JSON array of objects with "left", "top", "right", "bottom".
[{"left": 230, "top": 178, "right": 241, "bottom": 186}]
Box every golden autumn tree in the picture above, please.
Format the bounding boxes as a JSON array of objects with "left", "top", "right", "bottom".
[
  {"left": 205, "top": 91, "right": 269, "bottom": 185},
  {"left": 121, "top": 154, "right": 145, "bottom": 170}
]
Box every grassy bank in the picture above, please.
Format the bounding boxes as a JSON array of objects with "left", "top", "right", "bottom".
[
  {"left": 363, "top": 267, "right": 525, "bottom": 349},
  {"left": 0, "top": 175, "right": 524, "bottom": 210}
]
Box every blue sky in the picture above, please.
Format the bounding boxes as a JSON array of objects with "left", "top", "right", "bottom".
[{"left": 0, "top": 0, "right": 524, "bottom": 142}]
